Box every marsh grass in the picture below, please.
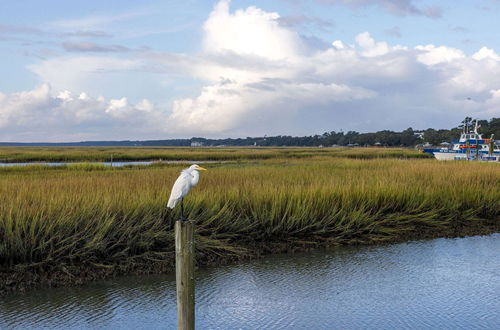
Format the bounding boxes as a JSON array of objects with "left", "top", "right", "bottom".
[
  {"left": 0, "top": 146, "right": 431, "bottom": 163},
  {"left": 0, "top": 154, "right": 498, "bottom": 292}
]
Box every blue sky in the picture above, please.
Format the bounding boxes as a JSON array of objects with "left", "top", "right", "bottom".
[{"left": 1, "top": 0, "right": 500, "bottom": 141}]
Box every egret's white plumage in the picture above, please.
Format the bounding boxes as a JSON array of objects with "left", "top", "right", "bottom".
[{"left": 167, "top": 164, "right": 207, "bottom": 209}]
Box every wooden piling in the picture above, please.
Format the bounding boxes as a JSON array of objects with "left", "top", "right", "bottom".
[{"left": 175, "top": 220, "right": 195, "bottom": 330}]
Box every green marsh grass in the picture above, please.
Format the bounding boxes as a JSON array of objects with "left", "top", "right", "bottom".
[{"left": 0, "top": 153, "right": 498, "bottom": 291}]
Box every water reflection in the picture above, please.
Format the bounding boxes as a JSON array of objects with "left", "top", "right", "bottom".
[{"left": 1, "top": 234, "right": 499, "bottom": 329}]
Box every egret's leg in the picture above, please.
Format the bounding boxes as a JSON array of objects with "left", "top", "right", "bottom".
[{"left": 180, "top": 198, "right": 185, "bottom": 221}]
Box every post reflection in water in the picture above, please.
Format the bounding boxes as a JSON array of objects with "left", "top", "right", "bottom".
[{"left": 1, "top": 234, "right": 499, "bottom": 329}]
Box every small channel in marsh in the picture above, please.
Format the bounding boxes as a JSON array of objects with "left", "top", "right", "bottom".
[
  {"left": 1, "top": 234, "right": 499, "bottom": 329},
  {"left": 0, "top": 160, "right": 220, "bottom": 167}
]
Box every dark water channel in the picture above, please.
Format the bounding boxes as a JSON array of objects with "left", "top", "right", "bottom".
[{"left": 1, "top": 234, "right": 499, "bottom": 329}]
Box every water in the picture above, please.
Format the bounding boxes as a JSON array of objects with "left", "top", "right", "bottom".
[
  {"left": 0, "top": 160, "right": 218, "bottom": 167},
  {"left": 1, "top": 234, "right": 499, "bottom": 329},
  {"left": 0, "top": 161, "right": 153, "bottom": 167}
]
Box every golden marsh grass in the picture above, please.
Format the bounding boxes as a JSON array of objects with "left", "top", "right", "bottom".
[
  {"left": 0, "top": 151, "right": 498, "bottom": 291},
  {"left": 0, "top": 146, "right": 431, "bottom": 163}
]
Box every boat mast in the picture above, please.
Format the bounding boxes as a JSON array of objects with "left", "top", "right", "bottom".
[{"left": 489, "top": 134, "right": 495, "bottom": 156}]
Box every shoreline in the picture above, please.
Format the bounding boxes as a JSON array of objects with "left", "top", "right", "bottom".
[{"left": 2, "top": 224, "right": 498, "bottom": 295}]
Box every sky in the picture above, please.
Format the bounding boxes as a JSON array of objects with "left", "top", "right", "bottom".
[{"left": 1, "top": 0, "right": 500, "bottom": 142}]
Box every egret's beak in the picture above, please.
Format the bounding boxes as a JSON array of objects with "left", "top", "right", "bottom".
[{"left": 197, "top": 166, "right": 207, "bottom": 171}]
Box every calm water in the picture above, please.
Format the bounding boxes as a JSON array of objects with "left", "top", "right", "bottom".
[
  {"left": 1, "top": 234, "right": 499, "bottom": 329},
  {"left": 0, "top": 160, "right": 218, "bottom": 167},
  {"left": 0, "top": 161, "right": 152, "bottom": 167}
]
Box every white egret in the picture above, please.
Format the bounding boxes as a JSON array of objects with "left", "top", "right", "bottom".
[{"left": 167, "top": 164, "right": 207, "bottom": 220}]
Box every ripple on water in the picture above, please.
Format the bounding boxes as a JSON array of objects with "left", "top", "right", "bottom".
[{"left": 1, "top": 234, "right": 499, "bottom": 329}]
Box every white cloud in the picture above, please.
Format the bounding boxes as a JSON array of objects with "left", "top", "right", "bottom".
[
  {"left": 415, "top": 44, "right": 465, "bottom": 65},
  {"left": 355, "top": 32, "right": 390, "bottom": 57},
  {"left": 170, "top": 79, "right": 374, "bottom": 134},
  {"left": 203, "top": 0, "right": 304, "bottom": 60},
  {"left": 156, "top": 1, "right": 500, "bottom": 136},
  {"left": 161, "top": 1, "right": 382, "bottom": 135},
  {"left": 472, "top": 47, "right": 500, "bottom": 61},
  {"left": 0, "top": 84, "right": 168, "bottom": 142}
]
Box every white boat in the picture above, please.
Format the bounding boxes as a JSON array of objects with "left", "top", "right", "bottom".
[{"left": 424, "top": 120, "right": 500, "bottom": 161}]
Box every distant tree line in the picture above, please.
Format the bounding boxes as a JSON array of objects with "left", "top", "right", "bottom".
[
  {"left": 1, "top": 118, "right": 498, "bottom": 147},
  {"left": 192, "top": 117, "right": 500, "bottom": 147}
]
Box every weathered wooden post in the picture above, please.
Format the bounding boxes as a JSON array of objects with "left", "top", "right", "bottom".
[
  {"left": 168, "top": 165, "right": 206, "bottom": 329},
  {"left": 175, "top": 220, "right": 195, "bottom": 330}
]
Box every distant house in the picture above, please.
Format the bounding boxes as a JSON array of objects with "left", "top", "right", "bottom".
[
  {"left": 190, "top": 141, "right": 204, "bottom": 147},
  {"left": 414, "top": 132, "right": 424, "bottom": 140}
]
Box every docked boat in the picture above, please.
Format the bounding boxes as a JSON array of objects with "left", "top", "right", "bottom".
[{"left": 424, "top": 121, "right": 500, "bottom": 161}]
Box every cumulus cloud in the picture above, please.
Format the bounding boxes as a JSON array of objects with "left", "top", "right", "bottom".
[
  {"left": 159, "top": 0, "right": 377, "bottom": 135},
  {"left": 0, "top": 84, "right": 168, "bottom": 142},
  {"left": 158, "top": 0, "right": 500, "bottom": 136},
  {"left": 415, "top": 45, "right": 465, "bottom": 65},
  {"left": 203, "top": 0, "right": 305, "bottom": 60},
  {"left": 355, "top": 32, "right": 391, "bottom": 57},
  {"left": 170, "top": 80, "right": 374, "bottom": 133}
]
